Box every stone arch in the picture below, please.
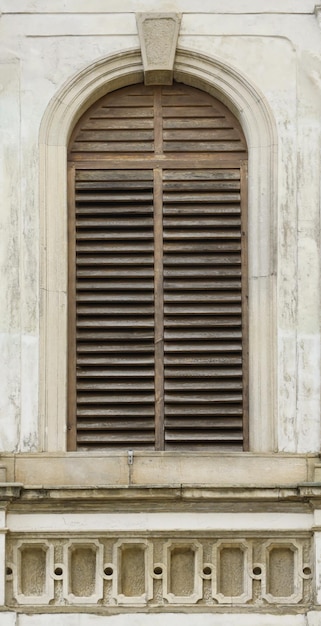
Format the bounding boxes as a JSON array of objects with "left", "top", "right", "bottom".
[{"left": 39, "top": 48, "right": 277, "bottom": 453}]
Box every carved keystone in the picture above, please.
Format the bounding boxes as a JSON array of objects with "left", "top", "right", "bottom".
[{"left": 136, "top": 13, "right": 181, "bottom": 85}]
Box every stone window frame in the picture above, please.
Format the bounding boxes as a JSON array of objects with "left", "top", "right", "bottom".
[{"left": 39, "top": 48, "right": 277, "bottom": 453}]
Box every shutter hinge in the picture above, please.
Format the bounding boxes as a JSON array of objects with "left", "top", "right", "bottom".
[{"left": 127, "top": 450, "right": 134, "bottom": 465}]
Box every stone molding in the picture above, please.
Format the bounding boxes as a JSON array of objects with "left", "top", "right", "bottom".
[
  {"left": 136, "top": 13, "right": 181, "bottom": 85},
  {"left": 315, "top": 5, "right": 321, "bottom": 27},
  {"left": 3, "top": 481, "right": 321, "bottom": 514},
  {"left": 5, "top": 533, "right": 312, "bottom": 609},
  {"left": 39, "top": 47, "right": 277, "bottom": 454},
  {"left": 0, "top": 452, "right": 313, "bottom": 490}
]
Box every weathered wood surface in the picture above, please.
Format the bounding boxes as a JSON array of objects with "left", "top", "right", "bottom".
[{"left": 68, "top": 82, "right": 248, "bottom": 451}]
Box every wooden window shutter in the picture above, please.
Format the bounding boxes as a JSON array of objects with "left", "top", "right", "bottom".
[{"left": 68, "top": 83, "right": 248, "bottom": 451}]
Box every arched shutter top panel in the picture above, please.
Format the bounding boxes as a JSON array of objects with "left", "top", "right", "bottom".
[{"left": 69, "top": 83, "right": 247, "bottom": 158}]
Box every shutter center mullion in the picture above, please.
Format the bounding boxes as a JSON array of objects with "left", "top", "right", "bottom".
[
  {"left": 154, "top": 167, "right": 165, "bottom": 450},
  {"left": 154, "top": 86, "right": 163, "bottom": 156}
]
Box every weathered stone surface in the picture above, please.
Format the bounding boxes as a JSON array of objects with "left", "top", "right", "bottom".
[
  {"left": 136, "top": 13, "right": 181, "bottom": 84},
  {"left": 2, "top": 452, "right": 311, "bottom": 487},
  {"left": 5, "top": 534, "right": 312, "bottom": 608}
]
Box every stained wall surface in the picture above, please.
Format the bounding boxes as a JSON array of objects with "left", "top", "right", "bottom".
[
  {"left": 0, "top": 0, "right": 320, "bottom": 454},
  {"left": 1, "top": 1, "right": 321, "bottom": 624}
]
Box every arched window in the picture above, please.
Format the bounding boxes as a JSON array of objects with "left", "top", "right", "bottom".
[{"left": 67, "top": 82, "right": 248, "bottom": 452}]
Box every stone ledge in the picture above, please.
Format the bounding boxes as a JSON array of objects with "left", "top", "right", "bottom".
[
  {"left": 10, "top": 484, "right": 304, "bottom": 502},
  {"left": 0, "top": 485, "right": 22, "bottom": 501},
  {"left": 1, "top": 484, "right": 319, "bottom": 515},
  {"left": 0, "top": 452, "right": 315, "bottom": 489}
]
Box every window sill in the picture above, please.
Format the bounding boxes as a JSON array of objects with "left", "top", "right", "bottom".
[{"left": 0, "top": 452, "right": 316, "bottom": 490}]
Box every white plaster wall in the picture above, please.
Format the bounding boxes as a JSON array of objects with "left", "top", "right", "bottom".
[
  {"left": 308, "top": 613, "right": 321, "bottom": 626},
  {"left": 12, "top": 612, "right": 310, "bottom": 626},
  {"left": 0, "top": 1, "right": 320, "bottom": 453},
  {"left": 0, "top": 615, "right": 16, "bottom": 626},
  {"left": 0, "top": 0, "right": 316, "bottom": 12},
  {"left": 0, "top": 58, "right": 21, "bottom": 452},
  {"left": 6, "top": 511, "right": 314, "bottom": 533}
]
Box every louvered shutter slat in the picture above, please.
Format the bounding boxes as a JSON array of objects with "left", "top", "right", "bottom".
[
  {"left": 77, "top": 356, "right": 154, "bottom": 366},
  {"left": 77, "top": 318, "right": 154, "bottom": 328},
  {"left": 164, "top": 119, "right": 236, "bottom": 129},
  {"left": 77, "top": 405, "right": 154, "bottom": 416},
  {"left": 165, "top": 365, "right": 242, "bottom": 374}
]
